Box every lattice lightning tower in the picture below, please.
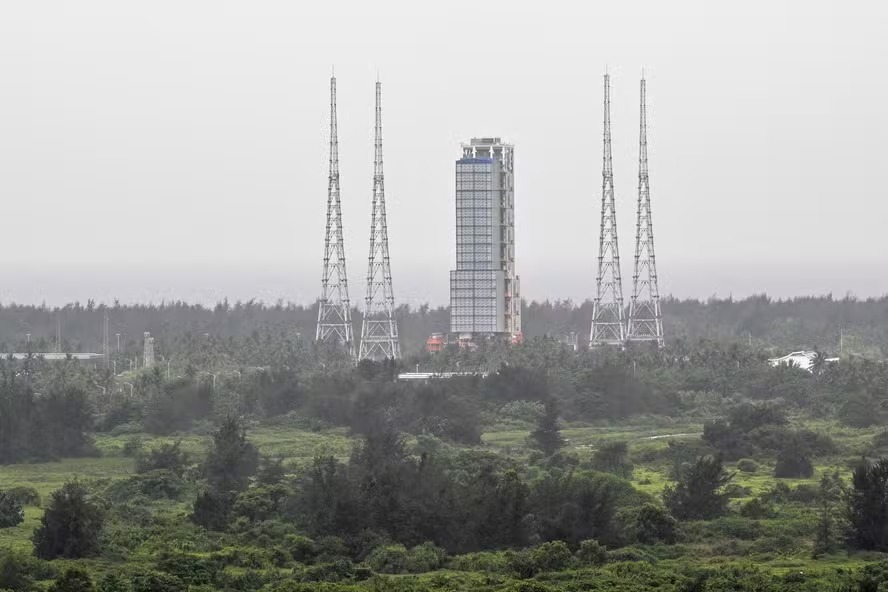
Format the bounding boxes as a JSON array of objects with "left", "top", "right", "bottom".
[
  {"left": 590, "top": 73, "right": 626, "bottom": 347},
  {"left": 627, "top": 76, "right": 665, "bottom": 346},
  {"left": 358, "top": 80, "right": 401, "bottom": 361},
  {"left": 316, "top": 75, "right": 356, "bottom": 356}
]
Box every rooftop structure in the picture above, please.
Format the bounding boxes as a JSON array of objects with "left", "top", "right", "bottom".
[
  {"left": 1, "top": 352, "right": 104, "bottom": 361},
  {"left": 768, "top": 351, "right": 839, "bottom": 372}
]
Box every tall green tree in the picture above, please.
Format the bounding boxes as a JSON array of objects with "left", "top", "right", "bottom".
[
  {"left": 33, "top": 481, "right": 104, "bottom": 559},
  {"left": 848, "top": 458, "right": 888, "bottom": 551},
  {"left": 663, "top": 455, "right": 733, "bottom": 520},
  {"left": 531, "top": 398, "right": 565, "bottom": 456},
  {"left": 204, "top": 417, "right": 258, "bottom": 493}
]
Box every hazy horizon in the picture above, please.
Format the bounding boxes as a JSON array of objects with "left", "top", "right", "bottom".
[{"left": 1, "top": 1, "right": 886, "bottom": 307}]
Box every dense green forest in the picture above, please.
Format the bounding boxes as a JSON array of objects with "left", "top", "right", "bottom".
[
  {"left": 3, "top": 321, "right": 888, "bottom": 590},
  {"left": 2, "top": 294, "right": 887, "bottom": 358},
  {"left": 0, "top": 291, "right": 886, "bottom": 591}
]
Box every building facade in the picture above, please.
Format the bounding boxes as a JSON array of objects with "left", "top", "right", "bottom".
[{"left": 449, "top": 138, "right": 521, "bottom": 340}]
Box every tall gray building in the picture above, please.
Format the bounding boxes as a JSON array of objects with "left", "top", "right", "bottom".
[{"left": 450, "top": 138, "right": 521, "bottom": 340}]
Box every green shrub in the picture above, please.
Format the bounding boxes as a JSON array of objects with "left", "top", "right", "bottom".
[
  {"left": 5, "top": 486, "right": 40, "bottom": 507},
  {"left": 126, "top": 569, "right": 186, "bottom": 592},
  {"left": 774, "top": 447, "right": 814, "bottom": 478},
  {"left": 122, "top": 437, "right": 144, "bottom": 457},
  {"left": 406, "top": 542, "right": 447, "bottom": 573},
  {"left": 367, "top": 544, "right": 409, "bottom": 574},
  {"left": 104, "top": 471, "right": 184, "bottom": 503},
  {"left": 0, "top": 490, "right": 24, "bottom": 528},
  {"left": 296, "top": 560, "right": 355, "bottom": 583},
  {"left": 284, "top": 534, "right": 317, "bottom": 563},
  {"left": 606, "top": 546, "right": 658, "bottom": 563},
  {"left": 529, "top": 541, "right": 573, "bottom": 573},
  {"left": 576, "top": 539, "right": 607, "bottom": 566},
  {"left": 0, "top": 550, "right": 34, "bottom": 591},
  {"left": 736, "top": 459, "right": 758, "bottom": 473},
  {"left": 632, "top": 504, "right": 678, "bottom": 544},
  {"left": 314, "top": 536, "right": 349, "bottom": 563},
  {"left": 703, "top": 517, "right": 764, "bottom": 541},
  {"left": 136, "top": 441, "right": 189, "bottom": 476},
  {"left": 739, "top": 498, "right": 773, "bottom": 519},
  {"left": 506, "top": 550, "right": 536, "bottom": 579},
  {"left": 155, "top": 553, "right": 220, "bottom": 586},
  {"left": 748, "top": 533, "right": 799, "bottom": 556},
  {"left": 505, "top": 583, "right": 556, "bottom": 592},
  {"left": 95, "top": 573, "right": 131, "bottom": 592},
  {"left": 449, "top": 551, "right": 509, "bottom": 573},
  {"left": 48, "top": 568, "right": 94, "bottom": 592},
  {"left": 590, "top": 441, "right": 634, "bottom": 478},
  {"left": 109, "top": 422, "right": 144, "bottom": 436}
]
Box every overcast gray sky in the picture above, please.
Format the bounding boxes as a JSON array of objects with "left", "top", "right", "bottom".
[{"left": 0, "top": 0, "right": 885, "bottom": 307}]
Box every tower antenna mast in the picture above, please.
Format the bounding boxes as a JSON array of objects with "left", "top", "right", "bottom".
[
  {"left": 590, "top": 73, "right": 626, "bottom": 347},
  {"left": 627, "top": 75, "right": 664, "bottom": 346},
  {"left": 316, "top": 74, "right": 356, "bottom": 356},
  {"left": 358, "top": 80, "right": 401, "bottom": 361}
]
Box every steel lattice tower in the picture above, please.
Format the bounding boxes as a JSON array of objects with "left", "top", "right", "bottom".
[
  {"left": 316, "top": 75, "right": 356, "bottom": 356},
  {"left": 590, "top": 73, "right": 626, "bottom": 347},
  {"left": 627, "top": 77, "right": 664, "bottom": 346},
  {"left": 358, "top": 81, "right": 401, "bottom": 361}
]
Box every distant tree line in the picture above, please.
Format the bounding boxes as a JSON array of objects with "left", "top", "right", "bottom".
[{"left": 1, "top": 294, "right": 887, "bottom": 359}]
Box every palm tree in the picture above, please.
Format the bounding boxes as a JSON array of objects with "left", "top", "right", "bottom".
[{"left": 809, "top": 350, "right": 828, "bottom": 376}]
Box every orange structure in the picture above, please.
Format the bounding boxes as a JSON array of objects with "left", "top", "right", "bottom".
[{"left": 425, "top": 333, "right": 445, "bottom": 353}]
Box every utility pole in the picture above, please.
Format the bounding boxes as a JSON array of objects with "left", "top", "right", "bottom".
[
  {"left": 115, "top": 333, "right": 121, "bottom": 352},
  {"left": 316, "top": 73, "right": 356, "bottom": 356},
  {"left": 590, "top": 73, "right": 626, "bottom": 347},
  {"left": 358, "top": 79, "right": 401, "bottom": 361},
  {"left": 56, "top": 315, "right": 62, "bottom": 353},
  {"left": 626, "top": 75, "right": 664, "bottom": 347},
  {"left": 102, "top": 312, "right": 110, "bottom": 369}
]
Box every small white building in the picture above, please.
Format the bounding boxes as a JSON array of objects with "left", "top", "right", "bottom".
[{"left": 767, "top": 351, "right": 839, "bottom": 372}]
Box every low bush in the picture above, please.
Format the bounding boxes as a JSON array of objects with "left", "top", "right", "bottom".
[
  {"left": 48, "top": 567, "right": 95, "bottom": 592},
  {"left": 703, "top": 517, "right": 764, "bottom": 541},
  {"left": 736, "top": 459, "right": 758, "bottom": 473},
  {"left": 529, "top": 541, "right": 573, "bottom": 573},
  {"left": 5, "top": 486, "right": 40, "bottom": 507},
  {"left": 606, "top": 546, "right": 658, "bottom": 563},
  {"left": 774, "top": 448, "right": 814, "bottom": 478},
  {"left": 406, "top": 542, "right": 447, "bottom": 573},
  {"left": 576, "top": 539, "right": 608, "bottom": 566},
  {"left": 0, "top": 490, "right": 25, "bottom": 528},
  {"left": 448, "top": 551, "right": 509, "bottom": 573},
  {"left": 296, "top": 560, "right": 355, "bottom": 583},
  {"left": 739, "top": 498, "right": 773, "bottom": 519},
  {"left": 284, "top": 534, "right": 317, "bottom": 563},
  {"left": 367, "top": 544, "right": 409, "bottom": 574}
]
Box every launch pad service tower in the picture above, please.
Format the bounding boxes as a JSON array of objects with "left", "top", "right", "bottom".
[{"left": 449, "top": 138, "right": 522, "bottom": 344}]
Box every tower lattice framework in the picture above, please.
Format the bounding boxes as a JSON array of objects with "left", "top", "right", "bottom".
[
  {"left": 590, "top": 73, "right": 626, "bottom": 347},
  {"left": 316, "top": 75, "right": 356, "bottom": 356},
  {"left": 358, "top": 81, "right": 401, "bottom": 361},
  {"left": 627, "top": 77, "right": 664, "bottom": 346}
]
